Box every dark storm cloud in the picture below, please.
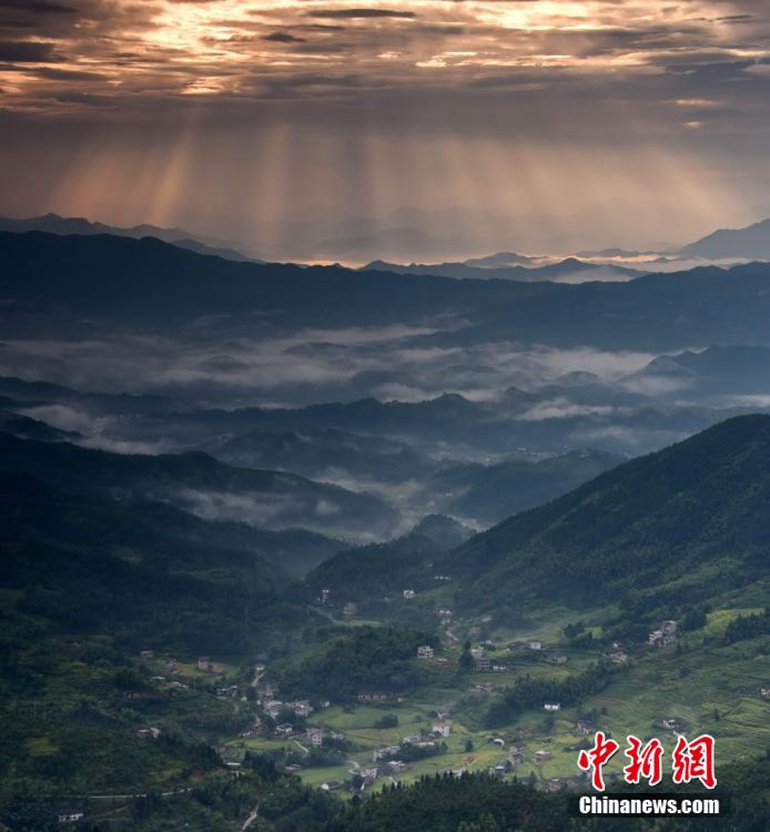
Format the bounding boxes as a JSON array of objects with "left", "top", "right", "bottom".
[
  {"left": 32, "top": 66, "right": 106, "bottom": 81},
  {"left": 664, "top": 58, "right": 756, "bottom": 76},
  {"left": 0, "top": 0, "right": 75, "bottom": 13},
  {"left": 254, "top": 72, "right": 365, "bottom": 98},
  {"left": 527, "top": 25, "right": 710, "bottom": 59},
  {"left": 264, "top": 31, "right": 307, "bottom": 44},
  {"left": 288, "top": 41, "right": 355, "bottom": 55},
  {"left": 0, "top": 40, "right": 57, "bottom": 61},
  {"left": 305, "top": 9, "right": 417, "bottom": 20},
  {"left": 50, "top": 90, "right": 114, "bottom": 106},
  {"left": 412, "top": 24, "right": 465, "bottom": 35},
  {"left": 3, "top": 0, "right": 768, "bottom": 120}
]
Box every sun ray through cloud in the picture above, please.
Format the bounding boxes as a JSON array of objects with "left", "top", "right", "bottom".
[{"left": 0, "top": 0, "right": 768, "bottom": 257}]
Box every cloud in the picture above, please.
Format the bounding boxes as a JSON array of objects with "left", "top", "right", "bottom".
[
  {"left": 264, "top": 31, "right": 306, "bottom": 43},
  {"left": 621, "top": 375, "right": 695, "bottom": 396},
  {"left": 170, "top": 487, "right": 395, "bottom": 544},
  {"left": 0, "top": 0, "right": 769, "bottom": 249},
  {"left": 487, "top": 345, "right": 656, "bottom": 384},
  {"left": 0, "top": 40, "right": 57, "bottom": 61},
  {"left": 304, "top": 8, "right": 417, "bottom": 19},
  {"left": 0, "top": 0, "right": 76, "bottom": 14},
  {"left": 0, "top": 322, "right": 456, "bottom": 406},
  {"left": 517, "top": 399, "right": 619, "bottom": 421},
  {"left": 18, "top": 403, "right": 97, "bottom": 434},
  {"left": 715, "top": 14, "right": 754, "bottom": 23},
  {"left": 568, "top": 424, "right": 692, "bottom": 454},
  {"left": 174, "top": 487, "right": 310, "bottom": 528},
  {"left": 30, "top": 66, "right": 107, "bottom": 80},
  {"left": 77, "top": 434, "right": 171, "bottom": 455},
  {"left": 728, "top": 394, "right": 770, "bottom": 407},
  {"left": 2, "top": 328, "right": 661, "bottom": 415}
]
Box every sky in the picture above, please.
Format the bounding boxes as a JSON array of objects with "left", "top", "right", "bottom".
[{"left": 2, "top": 0, "right": 770, "bottom": 258}]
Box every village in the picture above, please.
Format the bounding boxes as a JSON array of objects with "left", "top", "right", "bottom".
[
  {"left": 120, "top": 593, "right": 770, "bottom": 808},
  {"left": 126, "top": 597, "right": 750, "bottom": 800}
]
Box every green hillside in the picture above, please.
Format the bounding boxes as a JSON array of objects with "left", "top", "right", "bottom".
[
  {"left": 0, "top": 472, "right": 318, "bottom": 654},
  {"left": 444, "top": 414, "right": 770, "bottom": 618},
  {"left": 428, "top": 449, "right": 622, "bottom": 526},
  {"left": 0, "top": 469, "right": 344, "bottom": 828}
]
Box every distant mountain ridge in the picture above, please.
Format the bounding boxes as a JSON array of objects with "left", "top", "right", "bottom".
[
  {"left": 0, "top": 212, "right": 260, "bottom": 262},
  {"left": 464, "top": 251, "right": 534, "bottom": 267},
  {"left": 8, "top": 228, "right": 770, "bottom": 353},
  {"left": 427, "top": 449, "right": 624, "bottom": 526},
  {"left": 362, "top": 256, "right": 645, "bottom": 283},
  {"left": 216, "top": 427, "right": 436, "bottom": 483},
  {"left": 0, "top": 374, "right": 186, "bottom": 415},
  {"left": 631, "top": 345, "right": 770, "bottom": 397},
  {"left": 682, "top": 218, "right": 770, "bottom": 259}
]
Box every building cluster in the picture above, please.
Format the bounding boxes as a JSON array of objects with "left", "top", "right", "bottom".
[
  {"left": 507, "top": 640, "right": 542, "bottom": 652},
  {"left": 649, "top": 620, "right": 677, "bottom": 647},
  {"left": 197, "top": 656, "right": 226, "bottom": 674}
]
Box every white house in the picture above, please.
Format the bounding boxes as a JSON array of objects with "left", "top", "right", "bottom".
[{"left": 307, "top": 728, "right": 324, "bottom": 747}]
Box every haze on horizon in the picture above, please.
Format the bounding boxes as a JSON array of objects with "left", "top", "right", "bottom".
[{"left": 2, "top": 0, "right": 770, "bottom": 260}]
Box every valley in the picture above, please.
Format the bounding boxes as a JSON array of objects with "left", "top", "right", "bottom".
[{"left": 4, "top": 229, "right": 770, "bottom": 829}]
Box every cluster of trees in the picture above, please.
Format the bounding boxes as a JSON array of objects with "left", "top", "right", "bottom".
[
  {"left": 562, "top": 622, "right": 595, "bottom": 649},
  {"left": 316, "top": 751, "right": 770, "bottom": 831},
  {"left": 1, "top": 472, "right": 323, "bottom": 657},
  {"left": 126, "top": 771, "right": 339, "bottom": 832},
  {"left": 269, "top": 626, "right": 438, "bottom": 700},
  {"left": 485, "top": 663, "right": 615, "bottom": 728},
  {"left": 314, "top": 772, "right": 568, "bottom": 832},
  {"left": 393, "top": 741, "right": 447, "bottom": 764},
  {"left": 725, "top": 608, "right": 770, "bottom": 644},
  {"left": 307, "top": 536, "right": 438, "bottom": 601}
]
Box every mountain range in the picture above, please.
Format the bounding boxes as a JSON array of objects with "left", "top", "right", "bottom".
[
  {"left": 6, "top": 210, "right": 770, "bottom": 268},
  {"left": 361, "top": 257, "right": 645, "bottom": 283},
  {"left": 7, "top": 229, "right": 770, "bottom": 354},
  {"left": 8, "top": 208, "right": 770, "bottom": 828},
  {"left": 8, "top": 405, "right": 770, "bottom": 667},
  {"left": 682, "top": 217, "right": 770, "bottom": 259},
  {"left": 0, "top": 213, "right": 260, "bottom": 263}
]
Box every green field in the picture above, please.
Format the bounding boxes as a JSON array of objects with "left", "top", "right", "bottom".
[{"left": 225, "top": 602, "right": 770, "bottom": 795}]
